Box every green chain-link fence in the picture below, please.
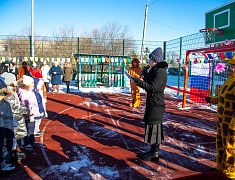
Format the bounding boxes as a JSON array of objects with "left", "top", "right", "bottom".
[{"left": 0, "top": 33, "right": 230, "bottom": 99}]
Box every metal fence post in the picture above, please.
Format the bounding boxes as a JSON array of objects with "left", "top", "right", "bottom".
[
  {"left": 30, "top": 36, "right": 32, "bottom": 57},
  {"left": 178, "top": 37, "right": 182, "bottom": 96},
  {"left": 77, "top": 38, "right": 80, "bottom": 89},
  {"left": 163, "top": 41, "right": 166, "bottom": 60}
]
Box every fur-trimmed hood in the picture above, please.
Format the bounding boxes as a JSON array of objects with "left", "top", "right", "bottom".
[
  {"left": 153, "top": 61, "right": 168, "bottom": 70},
  {"left": 0, "top": 87, "right": 12, "bottom": 101}
]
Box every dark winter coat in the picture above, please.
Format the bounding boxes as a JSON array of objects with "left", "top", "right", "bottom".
[
  {"left": 133, "top": 61, "right": 168, "bottom": 124},
  {"left": 49, "top": 65, "right": 62, "bottom": 85},
  {"left": 0, "top": 85, "right": 14, "bottom": 140},
  {"left": 62, "top": 67, "right": 73, "bottom": 82}
]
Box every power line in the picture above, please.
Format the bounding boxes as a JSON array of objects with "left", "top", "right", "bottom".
[
  {"left": 149, "top": 0, "right": 160, "bottom": 6},
  {"left": 148, "top": 19, "right": 192, "bottom": 34}
]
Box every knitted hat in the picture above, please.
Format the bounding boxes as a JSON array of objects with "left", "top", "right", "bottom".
[
  {"left": 149, "top": 47, "right": 163, "bottom": 62},
  {"left": 22, "top": 75, "right": 34, "bottom": 86},
  {"left": 1, "top": 72, "right": 16, "bottom": 86},
  {"left": 4, "top": 60, "right": 10, "bottom": 64},
  {"left": 0, "top": 79, "right": 7, "bottom": 89}
]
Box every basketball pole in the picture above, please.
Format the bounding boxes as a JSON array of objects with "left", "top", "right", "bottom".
[{"left": 141, "top": 0, "right": 149, "bottom": 63}]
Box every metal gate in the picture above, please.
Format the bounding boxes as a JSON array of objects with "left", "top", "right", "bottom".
[{"left": 75, "top": 54, "right": 130, "bottom": 89}]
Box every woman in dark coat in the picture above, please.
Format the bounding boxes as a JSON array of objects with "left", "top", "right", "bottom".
[
  {"left": 126, "top": 47, "right": 168, "bottom": 162},
  {"left": 49, "top": 61, "right": 62, "bottom": 93}
]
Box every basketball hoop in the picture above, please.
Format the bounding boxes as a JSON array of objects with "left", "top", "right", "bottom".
[{"left": 199, "top": 28, "right": 224, "bottom": 43}]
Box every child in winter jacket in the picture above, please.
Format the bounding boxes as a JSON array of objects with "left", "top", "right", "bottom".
[
  {"left": 33, "top": 72, "right": 47, "bottom": 137},
  {"left": 17, "top": 75, "right": 44, "bottom": 150},
  {"left": 1, "top": 72, "right": 29, "bottom": 161},
  {"left": 0, "top": 79, "right": 15, "bottom": 173}
]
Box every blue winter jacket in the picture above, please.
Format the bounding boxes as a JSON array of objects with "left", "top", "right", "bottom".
[
  {"left": 0, "top": 100, "right": 14, "bottom": 139},
  {"left": 49, "top": 66, "right": 62, "bottom": 85}
]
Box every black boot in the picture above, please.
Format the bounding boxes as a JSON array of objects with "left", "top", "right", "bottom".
[
  {"left": 139, "top": 149, "right": 152, "bottom": 156},
  {"left": 141, "top": 151, "right": 159, "bottom": 161},
  {"left": 141, "top": 143, "right": 159, "bottom": 162},
  {"left": 9, "top": 150, "right": 17, "bottom": 163}
]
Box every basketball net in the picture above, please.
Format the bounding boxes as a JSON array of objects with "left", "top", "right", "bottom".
[{"left": 199, "top": 28, "right": 219, "bottom": 43}]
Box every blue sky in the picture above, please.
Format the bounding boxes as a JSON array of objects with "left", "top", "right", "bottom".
[{"left": 0, "top": 0, "right": 231, "bottom": 41}]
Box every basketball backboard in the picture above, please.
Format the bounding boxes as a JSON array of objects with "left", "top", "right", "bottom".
[{"left": 204, "top": 1, "right": 235, "bottom": 44}]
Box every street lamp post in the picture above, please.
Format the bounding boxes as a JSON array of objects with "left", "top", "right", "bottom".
[
  {"left": 30, "top": 0, "right": 34, "bottom": 57},
  {"left": 141, "top": 0, "right": 149, "bottom": 63}
]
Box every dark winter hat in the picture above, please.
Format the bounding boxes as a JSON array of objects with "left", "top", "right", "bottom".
[
  {"left": 149, "top": 47, "right": 163, "bottom": 62},
  {"left": 4, "top": 60, "right": 10, "bottom": 64}
]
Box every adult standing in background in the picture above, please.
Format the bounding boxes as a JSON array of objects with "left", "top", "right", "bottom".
[
  {"left": 62, "top": 62, "right": 73, "bottom": 93},
  {"left": 125, "top": 47, "right": 168, "bottom": 162},
  {"left": 18, "top": 61, "right": 31, "bottom": 79},
  {"left": 8, "top": 61, "right": 18, "bottom": 80},
  {"left": 49, "top": 61, "right": 62, "bottom": 94},
  {"left": 127, "top": 58, "right": 142, "bottom": 107},
  {"left": 41, "top": 60, "right": 50, "bottom": 92}
]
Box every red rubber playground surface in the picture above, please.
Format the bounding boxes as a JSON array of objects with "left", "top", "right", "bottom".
[{"left": 2, "top": 92, "right": 231, "bottom": 180}]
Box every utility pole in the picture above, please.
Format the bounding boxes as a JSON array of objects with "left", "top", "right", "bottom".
[
  {"left": 141, "top": 0, "right": 149, "bottom": 63},
  {"left": 30, "top": 0, "right": 34, "bottom": 57}
]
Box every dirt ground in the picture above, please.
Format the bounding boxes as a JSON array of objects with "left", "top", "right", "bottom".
[{"left": 1, "top": 92, "right": 231, "bottom": 180}]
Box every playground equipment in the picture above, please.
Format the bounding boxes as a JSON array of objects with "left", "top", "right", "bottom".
[
  {"left": 74, "top": 54, "right": 131, "bottom": 89},
  {"left": 177, "top": 1, "right": 235, "bottom": 108}
]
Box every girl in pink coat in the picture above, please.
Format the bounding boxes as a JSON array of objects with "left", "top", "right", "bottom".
[{"left": 17, "top": 75, "right": 44, "bottom": 150}]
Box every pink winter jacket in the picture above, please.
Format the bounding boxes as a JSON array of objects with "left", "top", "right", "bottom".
[{"left": 17, "top": 87, "right": 41, "bottom": 118}]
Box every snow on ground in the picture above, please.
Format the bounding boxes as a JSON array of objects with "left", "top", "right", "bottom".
[{"left": 40, "top": 80, "right": 217, "bottom": 179}]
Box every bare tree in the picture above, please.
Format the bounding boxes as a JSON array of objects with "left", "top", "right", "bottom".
[
  {"left": 50, "top": 25, "right": 78, "bottom": 58},
  {"left": 80, "top": 21, "right": 134, "bottom": 56}
]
